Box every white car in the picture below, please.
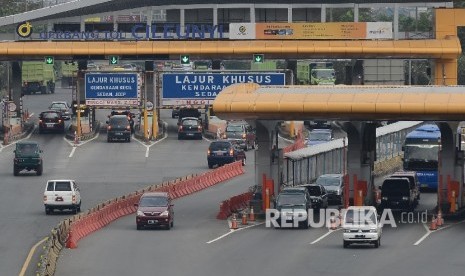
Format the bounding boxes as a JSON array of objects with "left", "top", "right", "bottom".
[
  {"left": 342, "top": 206, "right": 382, "bottom": 248},
  {"left": 43, "top": 180, "right": 81, "bottom": 215},
  {"left": 49, "top": 101, "right": 72, "bottom": 120}
]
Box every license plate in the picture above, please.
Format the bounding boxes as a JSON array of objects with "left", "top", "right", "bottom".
[
  {"left": 46, "top": 123, "right": 54, "bottom": 127},
  {"left": 115, "top": 132, "right": 123, "bottom": 135},
  {"left": 148, "top": 220, "right": 157, "bottom": 224},
  {"left": 186, "top": 133, "right": 194, "bottom": 136},
  {"left": 355, "top": 235, "right": 365, "bottom": 238}
]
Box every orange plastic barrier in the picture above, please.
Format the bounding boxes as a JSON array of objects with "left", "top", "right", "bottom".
[{"left": 66, "top": 160, "right": 244, "bottom": 248}]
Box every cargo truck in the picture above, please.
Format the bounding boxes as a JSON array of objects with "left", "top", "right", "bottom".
[
  {"left": 22, "top": 61, "right": 56, "bottom": 95},
  {"left": 60, "top": 61, "right": 78, "bottom": 88},
  {"left": 297, "top": 61, "right": 336, "bottom": 85}
]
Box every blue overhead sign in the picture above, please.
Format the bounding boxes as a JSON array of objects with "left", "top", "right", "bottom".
[
  {"left": 162, "top": 73, "right": 285, "bottom": 105},
  {"left": 85, "top": 73, "right": 140, "bottom": 106}
]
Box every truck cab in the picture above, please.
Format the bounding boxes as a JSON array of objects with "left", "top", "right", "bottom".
[{"left": 13, "top": 141, "right": 43, "bottom": 176}]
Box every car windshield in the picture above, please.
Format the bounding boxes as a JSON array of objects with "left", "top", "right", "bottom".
[
  {"left": 50, "top": 103, "right": 67, "bottom": 110},
  {"left": 183, "top": 119, "right": 198, "bottom": 126},
  {"left": 226, "top": 125, "right": 243, "bottom": 132},
  {"left": 16, "top": 143, "right": 39, "bottom": 154},
  {"left": 307, "top": 186, "right": 321, "bottom": 196},
  {"left": 277, "top": 194, "right": 306, "bottom": 206},
  {"left": 382, "top": 180, "right": 410, "bottom": 196},
  {"left": 344, "top": 209, "right": 376, "bottom": 225},
  {"left": 210, "top": 142, "right": 231, "bottom": 151},
  {"left": 316, "top": 176, "right": 341, "bottom": 186},
  {"left": 309, "top": 132, "right": 331, "bottom": 141},
  {"left": 139, "top": 196, "right": 168, "bottom": 207}
]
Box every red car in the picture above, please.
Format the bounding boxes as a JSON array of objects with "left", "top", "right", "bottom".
[{"left": 135, "top": 192, "right": 174, "bottom": 230}]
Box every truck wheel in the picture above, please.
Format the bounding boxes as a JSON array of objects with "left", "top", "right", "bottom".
[
  {"left": 13, "top": 166, "right": 20, "bottom": 176},
  {"left": 36, "top": 164, "right": 43, "bottom": 176},
  {"left": 50, "top": 83, "right": 55, "bottom": 94},
  {"left": 40, "top": 86, "right": 46, "bottom": 94},
  {"left": 343, "top": 241, "right": 350, "bottom": 248}
]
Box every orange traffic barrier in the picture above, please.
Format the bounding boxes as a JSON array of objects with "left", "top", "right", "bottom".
[
  {"left": 249, "top": 207, "right": 255, "bottom": 222},
  {"left": 437, "top": 210, "right": 444, "bottom": 227},
  {"left": 450, "top": 190, "right": 457, "bottom": 213},
  {"left": 231, "top": 214, "right": 238, "bottom": 230},
  {"left": 430, "top": 215, "right": 438, "bottom": 231},
  {"left": 241, "top": 212, "right": 248, "bottom": 225}
]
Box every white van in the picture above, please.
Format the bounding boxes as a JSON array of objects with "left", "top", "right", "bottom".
[
  {"left": 43, "top": 180, "right": 81, "bottom": 215},
  {"left": 342, "top": 206, "right": 382, "bottom": 248}
]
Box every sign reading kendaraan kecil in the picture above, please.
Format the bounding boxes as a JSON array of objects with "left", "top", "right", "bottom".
[{"left": 85, "top": 73, "right": 141, "bottom": 106}]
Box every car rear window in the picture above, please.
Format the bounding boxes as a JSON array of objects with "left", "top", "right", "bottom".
[
  {"left": 182, "top": 119, "right": 198, "bottom": 126},
  {"left": 50, "top": 103, "right": 67, "bottom": 109},
  {"left": 316, "top": 176, "right": 341, "bottom": 186},
  {"left": 209, "top": 142, "right": 231, "bottom": 151},
  {"left": 226, "top": 125, "right": 243, "bottom": 132},
  {"left": 54, "top": 182, "right": 72, "bottom": 191},
  {"left": 46, "top": 182, "right": 54, "bottom": 191},
  {"left": 109, "top": 116, "right": 128, "bottom": 125},
  {"left": 42, "top": 112, "right": 59, "bottom": 119}
]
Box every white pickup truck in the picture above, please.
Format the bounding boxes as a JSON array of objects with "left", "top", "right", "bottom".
[{"left": 43, "top": 179, "right": 81, "bottom": 215}]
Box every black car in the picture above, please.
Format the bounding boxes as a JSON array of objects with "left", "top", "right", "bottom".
[
  {"left": 300, "top": 184, "right": 329, "bottom": 210},
  {"left": 110, "top": 110, "right": 135, "bottom": 133},
  {"left": 171, "top": 107, "right": 180, "bottom": 118},
  {"left": 38, "top": 110, "right": 65, "bottom": 133},
  {"left": 178, "top": 117, "right": 203, "bottom": 140},
  {"left": 107, "top": 115, "right": 131, "bottom": 142},
  {"left": 379, "top": 177, "right": 416, "bottom": 211},
  {"left": 315, "top": 174, "right": 344, "bottom": 205},
  {"left": 274, "top": 191, "right": 312, "bottom": 229},
  {"left": 207, "top": 141, "right": 246, "bottom": 168},
  {"left": 223, "top": 121, "right": 256, "bottom": 151}
]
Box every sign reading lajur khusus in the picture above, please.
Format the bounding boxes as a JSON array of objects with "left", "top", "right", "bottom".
[{"left": 85, "top": 73, "right": 140, "bottom": 106}]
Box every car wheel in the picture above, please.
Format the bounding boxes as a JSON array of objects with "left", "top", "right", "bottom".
[
  {"left": 171, "top": 221, "right": 174, "bottom": 228},
  {"left": 36, "top": 164, "right": 43, "bottom": 176},
  {"left": 136, "top": 224, "right": 142, "bottom": 230},
  {"left": 374, "top": 238, "right": 380, "bottom": 248},
  {"left": 166, "top": 222, "right": 171, "bottom": 230},
  {"left": 107, "top": 137, "right": 111, "bottom": 143},
  {"left": 77, "top": 202, "right": 81, "bottom": 213},
  {"left": 13, "top": 165, "right": 20, "bottom": 176},
  {"left": 45, "top": 207, "right": 51, "bottom": 215},
  {"left": 208, "top": 163, "right": 214, "bottom": 169},
  {"left": 73, "top": 207, "right": 78, "bottom": 214},
  {"left": 242, "top": 158, "right": 246, "bottom": 166},
  {"left": 343, "top": 241, "right": 350, "bottom": 248}
]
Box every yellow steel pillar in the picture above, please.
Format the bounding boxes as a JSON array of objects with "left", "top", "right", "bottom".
[
  {"left": 435, "top": 59, "right": 458, "bottom": 85},
  {"left": 152, "top": 107, "right": 158, "bottom": 138},
  {"left": 289, "top": 121, "right": 295, "bottom": 139}
]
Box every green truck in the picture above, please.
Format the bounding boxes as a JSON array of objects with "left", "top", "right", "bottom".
[
  {"left": 251, "top": 60, "right": 277, "bottom": 71},
  {"left": 60, "top": 61, "right": 78, "bottom": 88},
  {"left": 22, "top": 61, "right": 56, "bottom": 95},
  {"left": 13, "top": 141, "right": 43, "bottom": 176},
  {"left": 297, "top": 61, "right": 336, "bottom": 85}
]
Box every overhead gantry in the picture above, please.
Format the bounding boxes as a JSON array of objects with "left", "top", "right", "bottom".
[{"left": 212, "top": 83, "right": 465, "bottom": 211}]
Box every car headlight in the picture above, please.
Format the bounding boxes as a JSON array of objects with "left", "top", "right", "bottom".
[
  {"left": 160, "top": 210, "right": 169, "bottom": 217},
  {"left": 402, "top": 196, "right": 409, "bottom": 201},
  {"left": 382, "top": 197, "right": 388, "bottom": 200},
  {"left": 137, "top": 210, "right": 145, "bottom": 216},
  {"left": 343, "top": 229, "right": 350, "bottom": 233},
  {"left": 336, "top": 190, "right": 341, "bottom": 196},
  {"left": 369, "top": 229, "right": 377, "bottom": 233}
]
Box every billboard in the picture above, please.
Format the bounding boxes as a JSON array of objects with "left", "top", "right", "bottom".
[
  {"left": 162, "top": 73, "right": 285, "bottom": 106},
  {"left": 230, "top": 22, "right": 392, "bottom": 40},
  {"left": 85, "top": 73, "right": 140, "bottom": 106}
]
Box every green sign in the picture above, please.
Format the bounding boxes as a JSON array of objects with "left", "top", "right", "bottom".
[
  {"left": 44, "top": 56, "right": 54, "bottom": 65},
  {"left": 109, "top": 56, "right": 119, "bottom": 65},
  {"left": 253, "top": 54, "right": 264, "bottom": 64},
  {"left": 180, "top": 55, "right": 190, "bottom": 65}
]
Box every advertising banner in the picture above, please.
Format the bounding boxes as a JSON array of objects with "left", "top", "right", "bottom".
[
  {"left": 230, "top": 22, "right": 392, "bottom": 40},
  {"left": 162, "top": 73, "right": 285, "bottom": 106}
]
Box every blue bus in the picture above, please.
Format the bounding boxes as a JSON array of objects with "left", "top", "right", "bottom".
[{"left": 402, "top": 124, "right": 440, "bottom": 190}]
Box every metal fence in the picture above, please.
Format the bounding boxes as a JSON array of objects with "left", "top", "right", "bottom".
[{"left": 283, "top": 121, "right": 423, "bottom": 186}]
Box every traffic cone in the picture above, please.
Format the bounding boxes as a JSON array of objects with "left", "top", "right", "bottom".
[
  {"left": 66, "top": 230, "right": 77, "bottom": 249},
  {"left": 437, "top": 211, "right": 443, "bottom": 227},
  {"left": 241, "top": 212, "right": 248, "bottom": 225},
  {"left": 230, "top": 214, "right": 238, "bottom": 230},
  {"left": 249, "top": 207, "right": 255, "bottom": 222},
  {"left": 429, "top": 215, "right": 437, "bottom": 231}
]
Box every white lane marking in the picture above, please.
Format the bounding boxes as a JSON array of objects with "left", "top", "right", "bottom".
[
  {"left": 1, "top": 125, "right": 36, "bottom": 150},
  {"left": 134, "top": 132, "right": 168, "bottom": 158},
  {"left": 206, "top": 222, "right": 265, "bottom": 244},
  {"left": 203, "top": 136, "right": 213, "bottom": 142},
  {"left": 19, "top": 236, "right": 48, "bottom": 276},
  {"left": 413, "top": 223, "right": 431, "bottom": 245},
  {"left": 69, "top": 147, "right": 77, "bottom": 158},
  {"left": 310, "top": 229, "right": 341, "bottom": 244},
  {"left": 63, "top": 132, "right": 100, "bottom": 147}
]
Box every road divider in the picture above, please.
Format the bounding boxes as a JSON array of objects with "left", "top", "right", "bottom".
[
  {"left": 36, "top": 160, "right": 244, "bottom": 276},
  {"left": 217, "top": 192, "right": 253, "bottom": 220}
]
